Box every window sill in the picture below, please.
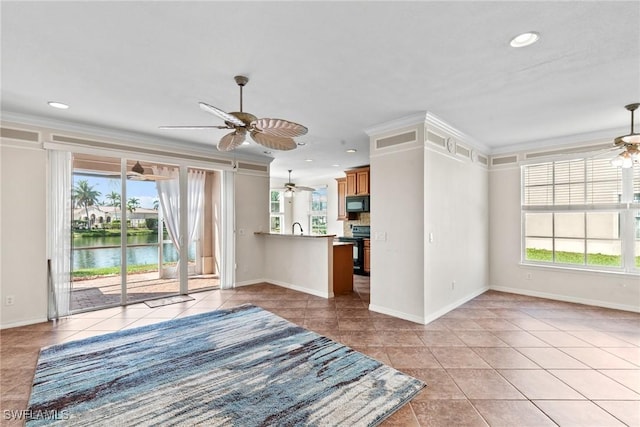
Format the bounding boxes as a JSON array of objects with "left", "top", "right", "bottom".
[{"left": 519, "top": 261, "right": 640, "bottom": 278}]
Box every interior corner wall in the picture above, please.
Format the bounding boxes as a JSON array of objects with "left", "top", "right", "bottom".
[
  {"left": 369, "top": 145, "right": 425, "bottom": 322},
  {"left": 489, "top": 166, "right": 640, "bottom": 312},
  {"left": 234, "top": 172, "right": 269, "bottom": 285},
  {"left": 424, "top": 149, "right": 489, "bottom": 321},
  {"left": 1, "top": 142, "right": 48, "bottom": 328}
]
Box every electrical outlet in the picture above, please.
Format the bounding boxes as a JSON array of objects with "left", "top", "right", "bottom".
[{"left": 5, "top": 295, "right": 15, "bottom": 306}]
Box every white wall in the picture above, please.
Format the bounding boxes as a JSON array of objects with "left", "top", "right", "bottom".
[
  {"left": 368, "top": 115, "right": 490, "bottom": 324},
  {"left": 489, "top": 165, "right": 640, "bottom": 312},
  {"left": 234, "top": 172, "right": 270, "bottom": 285},
  {"left": 369, "top": 124, "right": 426, "bottom": 323},
  {"left": 424, "top": 148, "right": 489, "bottom": 321},
  {"left": 1, "top": 142, "right": 48, "bottom": 328}
]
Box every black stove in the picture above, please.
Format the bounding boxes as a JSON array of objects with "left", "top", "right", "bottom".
[{"left": 338, "top": 225, "right": 370, "bottom": 275}]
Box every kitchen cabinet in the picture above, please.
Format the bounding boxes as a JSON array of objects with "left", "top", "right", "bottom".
[
  {"left": 333, "top": 242, "right": 354, "bottom": 294},
  {"left": 336, "top": 177, "right": 348, "bottom": 220},
  {"left": 345, "top": 166, "right": 369, "bottom": 196},
  {"left": 363, "top": 238, "right": 371, "bottom": 273}
]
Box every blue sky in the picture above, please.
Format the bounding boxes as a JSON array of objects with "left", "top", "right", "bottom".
[{"left": 73, "top": 175, "right": 158, "bottom": 209}]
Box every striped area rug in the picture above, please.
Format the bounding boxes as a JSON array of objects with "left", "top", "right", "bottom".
[{"left": 27, "top": 304, "right": 425, "bottom": 426}]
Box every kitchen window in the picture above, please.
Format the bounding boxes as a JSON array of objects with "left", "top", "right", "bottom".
[
  {"left": 270, "top": 190, "right": 284, "bottom": 233},
  {"left": 522, "top": 157, "right": 639, "bottom": 273},
  {"left": 309, "top": 187, "right": 328, "bottom": 235}
]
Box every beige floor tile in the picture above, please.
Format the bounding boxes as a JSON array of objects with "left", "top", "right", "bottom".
[
  {"left": 549, "top": 369, "right": 640, "bottom": 400},
  {"left": 594, "top": 400, "right": 640, "bottom": 427},
  {"left": 386, "top": 347, "right": 441, "bottom": 369},
  {"left": 516, "top": 347, "right": 589, "bottom": 369},
  {"left": 403, "top": 368, "right": 466, "bottom": 401},
  {"left": 492, "top": 330, "right": 551, "bottom": 347},
  {"left": 377, "top": 331, "right": 425, "bottom": 347},
  {"left": 411, "top": 400, "right": 488, "bottom": 427},
  {"left": 600, "top": 370, "right": 640, "bottom": 394},
  {"left": 473, "top": 347, "right": 539, "bottom": 369},
  {"left": 454, "top": 331, "right": 509, "bottom": 347},
  {"left": 507, "top": 318, "right": 557, "bottom": 331},
  {"left": 534, "top": 400, "right": 626, "bottom": 426},
  {"left": 530, "top": 331, "right": 593, "bottom": 347},
  {"left": 472, "top": 400, "right": 556, "bottom": 426},
  {"left": 560, "top": 347, "right": 638, "bottom": 369},
  {"left": 447, "top": 369, "right": 525, "bottom": 400},
  {"left": 499, "top": 369, "right": 585, "bottom": 400},
  {"left": 430, "top": 347, "right": 491, "bottom": 369},
  {"left": 602, "top": 347, "right": 640, "bottom": 366},
  {"left": 380, "top": 402, "right": 420, "bottom": 426},
  {"left": 417, "top": 330, "right": 466, "bottom": 347},
  {"left": 568, "top": 330, "right": 637, "bottom": 347}
]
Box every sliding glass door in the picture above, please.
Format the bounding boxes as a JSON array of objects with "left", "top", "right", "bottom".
[{"left": 69, "top": 154, "right": 222, "bottom": 312}]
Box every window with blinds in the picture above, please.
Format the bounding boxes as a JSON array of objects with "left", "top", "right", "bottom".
[{"left": 522, "top": 157, "right": 639, "bottom": 273}]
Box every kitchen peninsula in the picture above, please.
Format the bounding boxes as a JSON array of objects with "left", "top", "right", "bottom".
[{"left": 254, "top": 233, "right": 353, "bottom": 297}]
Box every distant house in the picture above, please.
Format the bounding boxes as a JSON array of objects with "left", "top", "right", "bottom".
[{"left": 73, "top": 206, "right": 158, "bottom": 229}]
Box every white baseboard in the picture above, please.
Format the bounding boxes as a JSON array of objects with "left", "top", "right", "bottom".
[
  {"left": 0, "top": 317, "right": 48, "bottom": 330},
  {"left": 370, "top": 286, "right": 490, "bottom": 325},
  {"left": 368, "top": 304, "right": 425, "bottom": 324},
  {"left": 234, "top": 279, "right": 332, "bottom": 299},
  {"left": 423, "top": 286, "right": 490, "bottom": 324},
  {"left": 490, "top": 285, "right": 640, "bottom": 313}
]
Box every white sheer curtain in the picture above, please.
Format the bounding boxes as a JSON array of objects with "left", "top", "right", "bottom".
[
  {"left": 154, "top": 166, "right": 206, "bottom": 274},
  {"left": 154, "top": 166, "right": 180, "bottom": 252},
  {"left": 48, "top": 150, "right": 72, "bottom": 318}
]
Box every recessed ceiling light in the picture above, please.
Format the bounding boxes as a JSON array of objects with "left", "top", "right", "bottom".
[
  {"left": 241, "top": 141, "right": 250, "bottom": 145},
  {"left": 263, "top": 151, "right": 272, "bottom": 155},
  {"left": 332, "top": 164, "right": 340, "bottom": 167},
  {"left": 509, "top": 32, "right": 539, "bottom": 48},
  {"left": 346, "top": 149, "right": 357, "bottom": 153},
  {"left": 48, "top": 101, "right": 69, "bottom": 109},
  {"left": 297, "top": 142, "right": 306, "bottom": 146},
  {"left": 305, "top": 159, "right": 313, "bottom": 162}
]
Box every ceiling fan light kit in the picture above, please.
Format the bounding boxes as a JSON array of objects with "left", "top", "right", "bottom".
[
  {"left": 162, "top": 75, "right": 308, "bottom": 152},
  {"left": 612, "top": 103, "right": 640, "bottom": 168}
]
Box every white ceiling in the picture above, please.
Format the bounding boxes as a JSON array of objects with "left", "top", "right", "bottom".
[{"left": 1, "top": 1, "right": 639, "bottom": 181}]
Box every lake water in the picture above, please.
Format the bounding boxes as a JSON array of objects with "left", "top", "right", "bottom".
[{"left": 73, "top": 234, "right": 195, "bottom": 270}]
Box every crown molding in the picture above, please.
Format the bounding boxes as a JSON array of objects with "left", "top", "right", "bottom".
[
  {"left": 0, "top": 111, "right": 271, "bottom": 164},
  {"left": 363, "top": 112, "right": 427, "bottom": 136}
]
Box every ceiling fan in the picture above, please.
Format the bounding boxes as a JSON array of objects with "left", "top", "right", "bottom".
[
  {"left": 127, "top": 161, "right": 173, "bottom": 181},
  {"left": 160, "top": 75, "right": 308, "bottom": 152},
  {"left": 611, "top": 103, "right": 640, "bottom": 168},
  {"left": 280, "top": 170, "right": 314, "bottom": 197}
]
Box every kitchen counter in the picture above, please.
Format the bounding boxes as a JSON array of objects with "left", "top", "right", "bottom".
[
  {"left": 254, "top": 232, "right": 336, "bottom": 239},
  {"left": 255, "top": 232, "right": 351, "bottom": 297}
]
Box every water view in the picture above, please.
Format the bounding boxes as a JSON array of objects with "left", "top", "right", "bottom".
[{"left": 73, "top": 234, "right": 195, "bottom": 270}]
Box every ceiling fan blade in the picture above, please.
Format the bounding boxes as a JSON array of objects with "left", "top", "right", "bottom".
[
  {"left": 217, "top": 128, "right": 247, "bottom": 151},
  {"left": 159, "top": 125, "right": 230, "bottom": 130},
  {"left": 295, "top": 186, "right": 316, "bottom": 192},
  {"left": 250, "top": 131, "right": 297, "bottom": 151},
  {"left": 199, "top": 102, "right": 245, "bottom": 127},
  {"left": 251, "top": 118, "right": 308, "bottom": 138}
]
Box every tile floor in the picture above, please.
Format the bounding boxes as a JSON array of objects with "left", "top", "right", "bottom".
[{"left": 1, "top": 276, "right": 639, "bottom": 426}]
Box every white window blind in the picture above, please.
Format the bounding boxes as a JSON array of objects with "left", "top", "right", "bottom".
[
  {"left": 523, "top": 158, "right": 623, "bottom": 209},
  {"left": 522, "top": 157, "right": 639, "bottom": 273}
]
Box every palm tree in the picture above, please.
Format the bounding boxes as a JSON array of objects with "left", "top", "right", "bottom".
[
  {"left": 152, "top": 198, "right": 159, "bottom": 211},
  {"left": 72, "top": 180, "right": 101, "bottom": 228},
  {"left": 127, "top": 197, "right": 141, "bottom": 213},
  {"left": 105, "top": 191, "right": 121, "bottom": 220}
]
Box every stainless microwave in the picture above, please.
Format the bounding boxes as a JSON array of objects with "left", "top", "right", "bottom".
[{"left": 346, "top": 195, "right": 370, "bottom": 213}]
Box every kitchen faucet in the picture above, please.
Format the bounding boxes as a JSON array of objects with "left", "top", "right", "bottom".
[{"left": 292, "top": 222, "right": 303, "bottom": 235}]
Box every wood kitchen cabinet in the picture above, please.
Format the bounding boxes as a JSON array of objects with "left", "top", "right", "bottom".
[
  {"left": 336, "top": 177, "right": 348, "bottom": 220},
  {"left": 345, "top": 166, "right": 370, "bottom": 196},
  {"left": 363, "top": 238, "right": 371, "bottom": 273}
]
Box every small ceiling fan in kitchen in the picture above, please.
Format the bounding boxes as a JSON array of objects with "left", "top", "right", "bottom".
[
  {"left": 279, "top": 170, "right": 314, "bottom": 197},
  {"left": 127, "top": 161, "right": 173, "bottom": 181},
  {"left": 160, "top": 75, "right": 308, "bottom": 152}
]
